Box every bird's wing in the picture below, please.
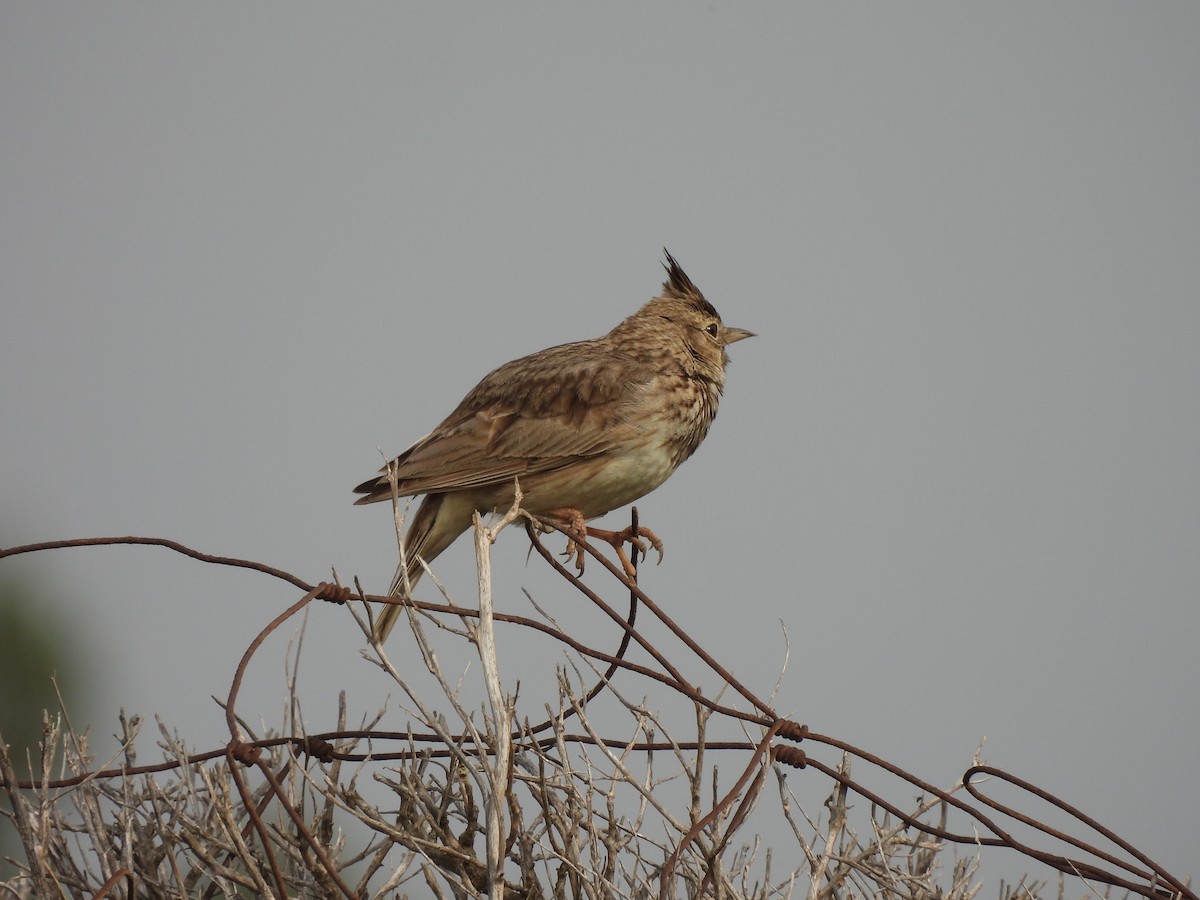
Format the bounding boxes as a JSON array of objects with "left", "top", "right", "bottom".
[{"left": 354, "top": 340, "right": 660, "bottom": 503}]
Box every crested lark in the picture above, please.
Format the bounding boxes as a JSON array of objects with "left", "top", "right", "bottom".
[{"left": 355, "top": 251, "right": 753, "bottom": 643}]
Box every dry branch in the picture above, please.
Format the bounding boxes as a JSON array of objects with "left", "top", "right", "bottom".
[{"left": 0, "top": 525, "right": 1192, "bottom": 900}]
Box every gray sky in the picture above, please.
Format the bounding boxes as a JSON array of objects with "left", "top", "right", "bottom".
[{"left": 3, "top": 3, "right": 1197, "bottom": 888}]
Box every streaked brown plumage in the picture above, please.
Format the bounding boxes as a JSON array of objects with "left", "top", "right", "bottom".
[{"left": 355, "top": 251, "right": 753, "bottom": 643}]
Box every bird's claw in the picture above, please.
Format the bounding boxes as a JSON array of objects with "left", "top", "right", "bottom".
[
  {"left": 560, "top": 537, "right": 587, "bottom": 574},
  {"left": 583, "top": 524, "right": 664, "bottom": 580},
  {"left": 545, "top": 509, "right": 591, "bottom": 575}
]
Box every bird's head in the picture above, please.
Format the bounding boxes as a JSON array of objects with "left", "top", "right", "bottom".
[{"left": 630, "top": 250, "right": 754, "bottom": 382}]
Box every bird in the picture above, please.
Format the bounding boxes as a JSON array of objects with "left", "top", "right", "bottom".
[{"left": 354, "top": 251, "right": 753, "bottom": 643}]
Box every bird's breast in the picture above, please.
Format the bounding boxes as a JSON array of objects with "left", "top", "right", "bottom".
[{"left": 515, "top": 442, "right": 680, "bottom": 520}]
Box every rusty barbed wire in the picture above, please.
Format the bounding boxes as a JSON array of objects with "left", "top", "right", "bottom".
[{"left": 1, "top": 525, "right": 1194, "bottom": 900}]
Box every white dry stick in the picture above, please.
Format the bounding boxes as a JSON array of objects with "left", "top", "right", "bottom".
[
  {"left": 472, "top": 480, "right": 525, "bottom": 900},
  {"left": 808, "top": 751, "right": 851, "bottom": 900}
]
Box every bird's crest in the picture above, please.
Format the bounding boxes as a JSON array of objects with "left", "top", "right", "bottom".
[{"left": 661, "top": 250, "right": 719, "bottom": 317}]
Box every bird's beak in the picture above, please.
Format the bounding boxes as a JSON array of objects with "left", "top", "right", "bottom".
[{"left": 723, "top": 326, "right": 755, "bottom": 345}]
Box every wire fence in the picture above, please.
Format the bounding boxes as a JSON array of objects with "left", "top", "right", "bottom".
[{"left": 1, "top": 505, "right": 1193, "bottom": 900}]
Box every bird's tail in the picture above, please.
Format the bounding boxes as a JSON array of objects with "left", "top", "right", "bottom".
[{"left": 372, "top": 494, "right": 445, "bottom": 644}]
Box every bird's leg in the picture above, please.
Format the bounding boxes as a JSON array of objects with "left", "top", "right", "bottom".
[
  {"left": 584, "top": 523, "right": 664, "bottom": 578},
  {"left": 539, "top": 509, "right": 664, "bottom": 579}
]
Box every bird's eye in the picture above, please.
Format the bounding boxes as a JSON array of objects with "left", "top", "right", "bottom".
[{"left": 705, "top": 323, "right": 720, "bottom": 338}]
